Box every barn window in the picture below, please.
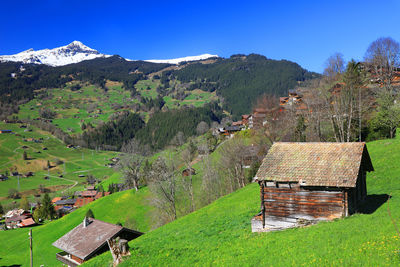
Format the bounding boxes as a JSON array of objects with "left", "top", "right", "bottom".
[
  {"left": 266, "top": 181, "right": 275, "bottom": 187},
  {"left": 278, "top": 183, "right": 290, "bottom": 188}
]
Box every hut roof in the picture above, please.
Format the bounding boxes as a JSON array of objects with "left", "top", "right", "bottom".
[
  {"left": 74, "top": 197, "right": 94, "bottom": 207},
  {"left": 55, "top": 199, "right": 76, "bottom": 206},
  {"left": 256, "top": 142, "right": 373, "bottom": 187},
  {"left": 19, "top": 218, "right": 36, "bottom": 227},
  {"left": 81, "top": 191, "right": 97, "bottom": 197},
  {"left": 52, "top": 218, "right": 142, "bottom": 260}
]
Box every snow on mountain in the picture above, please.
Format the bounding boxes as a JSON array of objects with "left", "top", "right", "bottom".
[
  {"left": 0, "top": 41, "right": 110, "bottom": 66},
  {"left": 0, "top": 41, "right": 218, "bottom": 66},
  {"left": 143, "top": 54, "right": 219, "bottom": 64}
]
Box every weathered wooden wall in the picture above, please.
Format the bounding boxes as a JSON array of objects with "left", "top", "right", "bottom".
[
  {"left": 261, "top": 183, "right": 345, "bottom": 221},
  {"left": 71, "top": 254, "right": 84, "bottom": 264}
]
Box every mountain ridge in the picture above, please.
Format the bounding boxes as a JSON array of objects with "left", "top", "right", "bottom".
[
  {"left": 0, "top": 41, "right": 219, "bottom": 66},
  {"left": 0, "top": 41, "right": 109, "bottom": 66}
]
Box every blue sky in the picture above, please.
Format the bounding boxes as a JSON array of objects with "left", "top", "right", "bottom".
[{"left": 0, "top": 0, "right": 399, "bottom": 72}]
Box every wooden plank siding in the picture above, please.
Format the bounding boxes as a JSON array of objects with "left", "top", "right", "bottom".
[{"left": 260, "top": 182, "right": 345, "bottom": 221}]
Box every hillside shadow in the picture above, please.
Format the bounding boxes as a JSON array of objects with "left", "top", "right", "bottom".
[
  {"left": 0, "top": 265, "right": 22, "bottom": 267},
  {"left": 358, "top": 194, "right": 390, "bottom": 214}
]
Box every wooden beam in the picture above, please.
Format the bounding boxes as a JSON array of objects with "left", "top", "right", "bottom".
[{"left": 261, "top": 182, "right": 265, "bottom": 228}]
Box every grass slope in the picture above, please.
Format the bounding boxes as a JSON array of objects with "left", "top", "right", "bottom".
[
  {"left": 0, "top": 121, "right": 118, "bottom": 202},
  {"left": 16, "top": 79, "right": 218, "bottom": 134},
  {"left": 85, "top": 137, "right": 400, "bottom": 266},
  {"left": 0, "top": 188, "right": 151, "bottom": 266}
]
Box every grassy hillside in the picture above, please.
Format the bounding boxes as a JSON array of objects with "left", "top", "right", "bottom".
[
  {"left": 0, "top": 121, "right": 118, "bottom": 202},
  {"left": 84, "top": 137, "right": 400, "bottom": 266},
  {"left": 15, "top": 79, "right": 218, "bottom": 136},
  {"left": 0, "top": 188, "right": 152, "bottom": 266}
]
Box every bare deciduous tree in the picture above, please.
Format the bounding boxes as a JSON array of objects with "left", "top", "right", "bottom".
[
  {"left": 364, "top": 37, "right": 400, "bottom": 90},
  {"left": 147, "top": 156, "right": 179, "bottom": 224},
  {"left": 323, "top": 53, "right": 346, "bottom": 80},
  {"left": 118, "top": 139, "right": 150, "bottom": 191},
  {"left": 196, "top": 121, "right": 209, "bottom": 135},
  {"left": 181, "top": 141, "right": 197, "bottom": 212},
  {"left": 201, "top": 153, "right": 223, "bottom": 205},
  {"left": 170, "top": 131, "right": 185, "bottom": 147},
  {"left": 118, "top": 155, "right": 143, "bottom": 191},
  {"left": 218, "top": 138, "right": 247, "bottom": 191}
]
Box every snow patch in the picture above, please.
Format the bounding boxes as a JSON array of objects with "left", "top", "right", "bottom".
[{"left": 143, "top": 54, "right": 219, "bottom": 64}]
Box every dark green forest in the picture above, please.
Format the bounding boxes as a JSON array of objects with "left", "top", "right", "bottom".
[
  {"left": 81, "top": 103, "right": 222, "bottom": 151},
  {"left": 168, "top": 54, "right": 318, "bottom": 118},
  {"left": 135, "top": 102, "right": 222, "bottom": 150},
  {"left": 0, "top": 56, "right": 170, "bottom": 105}
]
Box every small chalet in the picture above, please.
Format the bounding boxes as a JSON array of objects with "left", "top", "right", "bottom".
[
  {"left": 80, "top": 190, "right": 97, "bottom": 198},
  {"left": 4, "top": 209, "right": 35, "bottom": 229},
  {"left": 54, "top": 199, "right": 77, "bottom": 210},
  {"left": 0, "top": 129, "right": 12, "bottom": 134},
  {"left": 86, "top": 185, "right": 96, "bottom": 191},
  {"left": 74, "top": 198, "right": 94, "bottom": 208},
  {"left": 241, "top": 114, "right": 252, "bottom": 128},
  {"left": 52, "top": 197, "right": 63, "bottom": 204},
  {"left": 53, "top": 218, "right": 142, "bottom": 266},
  {"left": 251, "top": 142, "right": 374, "bottom": 232}
]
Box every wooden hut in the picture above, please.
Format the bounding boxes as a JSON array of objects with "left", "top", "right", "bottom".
[
  {"left": 251, "top": 142, "right": 374, "bottom": 232},
  {"left": 53, "top": 218, "right": 142, "bottom": 266}
]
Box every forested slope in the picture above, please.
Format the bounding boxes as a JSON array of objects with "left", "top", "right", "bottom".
[{"left": 169, "top": 54, "right": 318, "bottom": 117}]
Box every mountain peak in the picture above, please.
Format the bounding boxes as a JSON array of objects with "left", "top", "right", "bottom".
[
  {"left": 65, "top": 41, "right": 95, "bottom": 51},
  {"left": 0, "top": 41, "right": 108, "bottom": 66}
]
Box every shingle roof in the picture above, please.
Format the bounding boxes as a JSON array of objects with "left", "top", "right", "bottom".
[
  {"left": 74, "top": 197, "right": 94, "bottom": 207},
  {"left": 256, "top": 142, "right": 373, "bottom": 187},
  {"left": 52, "top": 218, "right": 142, "bottom": 260},
  {"left": 55, "top": 199, "right": 76, "bottom": 206},
  {"left": 19, "top": 218, "right": 36, "bottom": 227},
  {"left": 81, "top": 191, "right": 97, "bottom": 197}
]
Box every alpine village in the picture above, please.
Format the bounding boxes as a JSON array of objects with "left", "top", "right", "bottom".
[{"left": 1, "top": 4, "right": 400, "bottom": 266}]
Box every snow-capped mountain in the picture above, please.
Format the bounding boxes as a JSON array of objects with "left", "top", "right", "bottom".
[
  {"left": 0, "top": 41, "right": 219, "bottom": 66},
  {"left": 0, "top": 41, "right": 110, "bottom": 66},
  {"left": 143, "top": 54, "right": 219, "bottom": 64}
]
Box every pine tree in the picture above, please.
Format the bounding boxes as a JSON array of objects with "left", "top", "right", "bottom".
[
  {"left": 41, "top": 193, "right": 55, "bottom": 220},
  {"left": 0, "top": 202, "right": 3, "bottom": 215},
  {"left": 23, "top": 151, "right": 28, "bottom": 160}
]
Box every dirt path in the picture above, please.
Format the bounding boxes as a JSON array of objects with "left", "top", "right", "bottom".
[{"left": 46, "top": 174, "right": 78, "bottom": 194}]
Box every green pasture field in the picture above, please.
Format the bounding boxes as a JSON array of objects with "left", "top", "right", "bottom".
[
  {"left": 17, "top": 83, "right": 132, "bottom": 134},
  {"left": 0, "top": 188, "right": 152, "bottom": 266},
  {"left": 83, "top": 136, "right": 400, "bottom": 266},
  {"left": 16, "top": 80, "right": 218, "bottom": 136},
  {"left": 0, "top": 122, "right": 119, "bottom": 202}
]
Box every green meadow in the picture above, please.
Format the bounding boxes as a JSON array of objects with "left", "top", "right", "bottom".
[
  {"left": 16, "top": 79, "right": 218, "bottom": 135},
  {"left": 84, "top": 136, "right": 400, "bottom": 266},
  {"left": 0, "top": 121, "right": 118, "bottom": 202},
  {"left": 0, "top": 188, "right": 152, "bottom": 266},
  {"left": 0, "top": 134, "right": 399, "bottom": 266},
  {"left": 18, "top": 82, "right": 133, "bottom": 134}
]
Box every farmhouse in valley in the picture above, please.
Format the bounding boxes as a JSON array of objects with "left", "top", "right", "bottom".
[
  {"left": 251, "top": 142, "right": 374, "bottom": 232},
  {"left": 53, "top": 218, "right": 142, "bottom": 266}
]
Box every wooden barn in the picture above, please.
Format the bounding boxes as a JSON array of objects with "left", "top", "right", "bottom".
[
  {"left": 53, "top": 218, "right": 142, "bottom": 266},
  {"left": 251, "top": 142, "right": 374, "bottom": 232}
]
